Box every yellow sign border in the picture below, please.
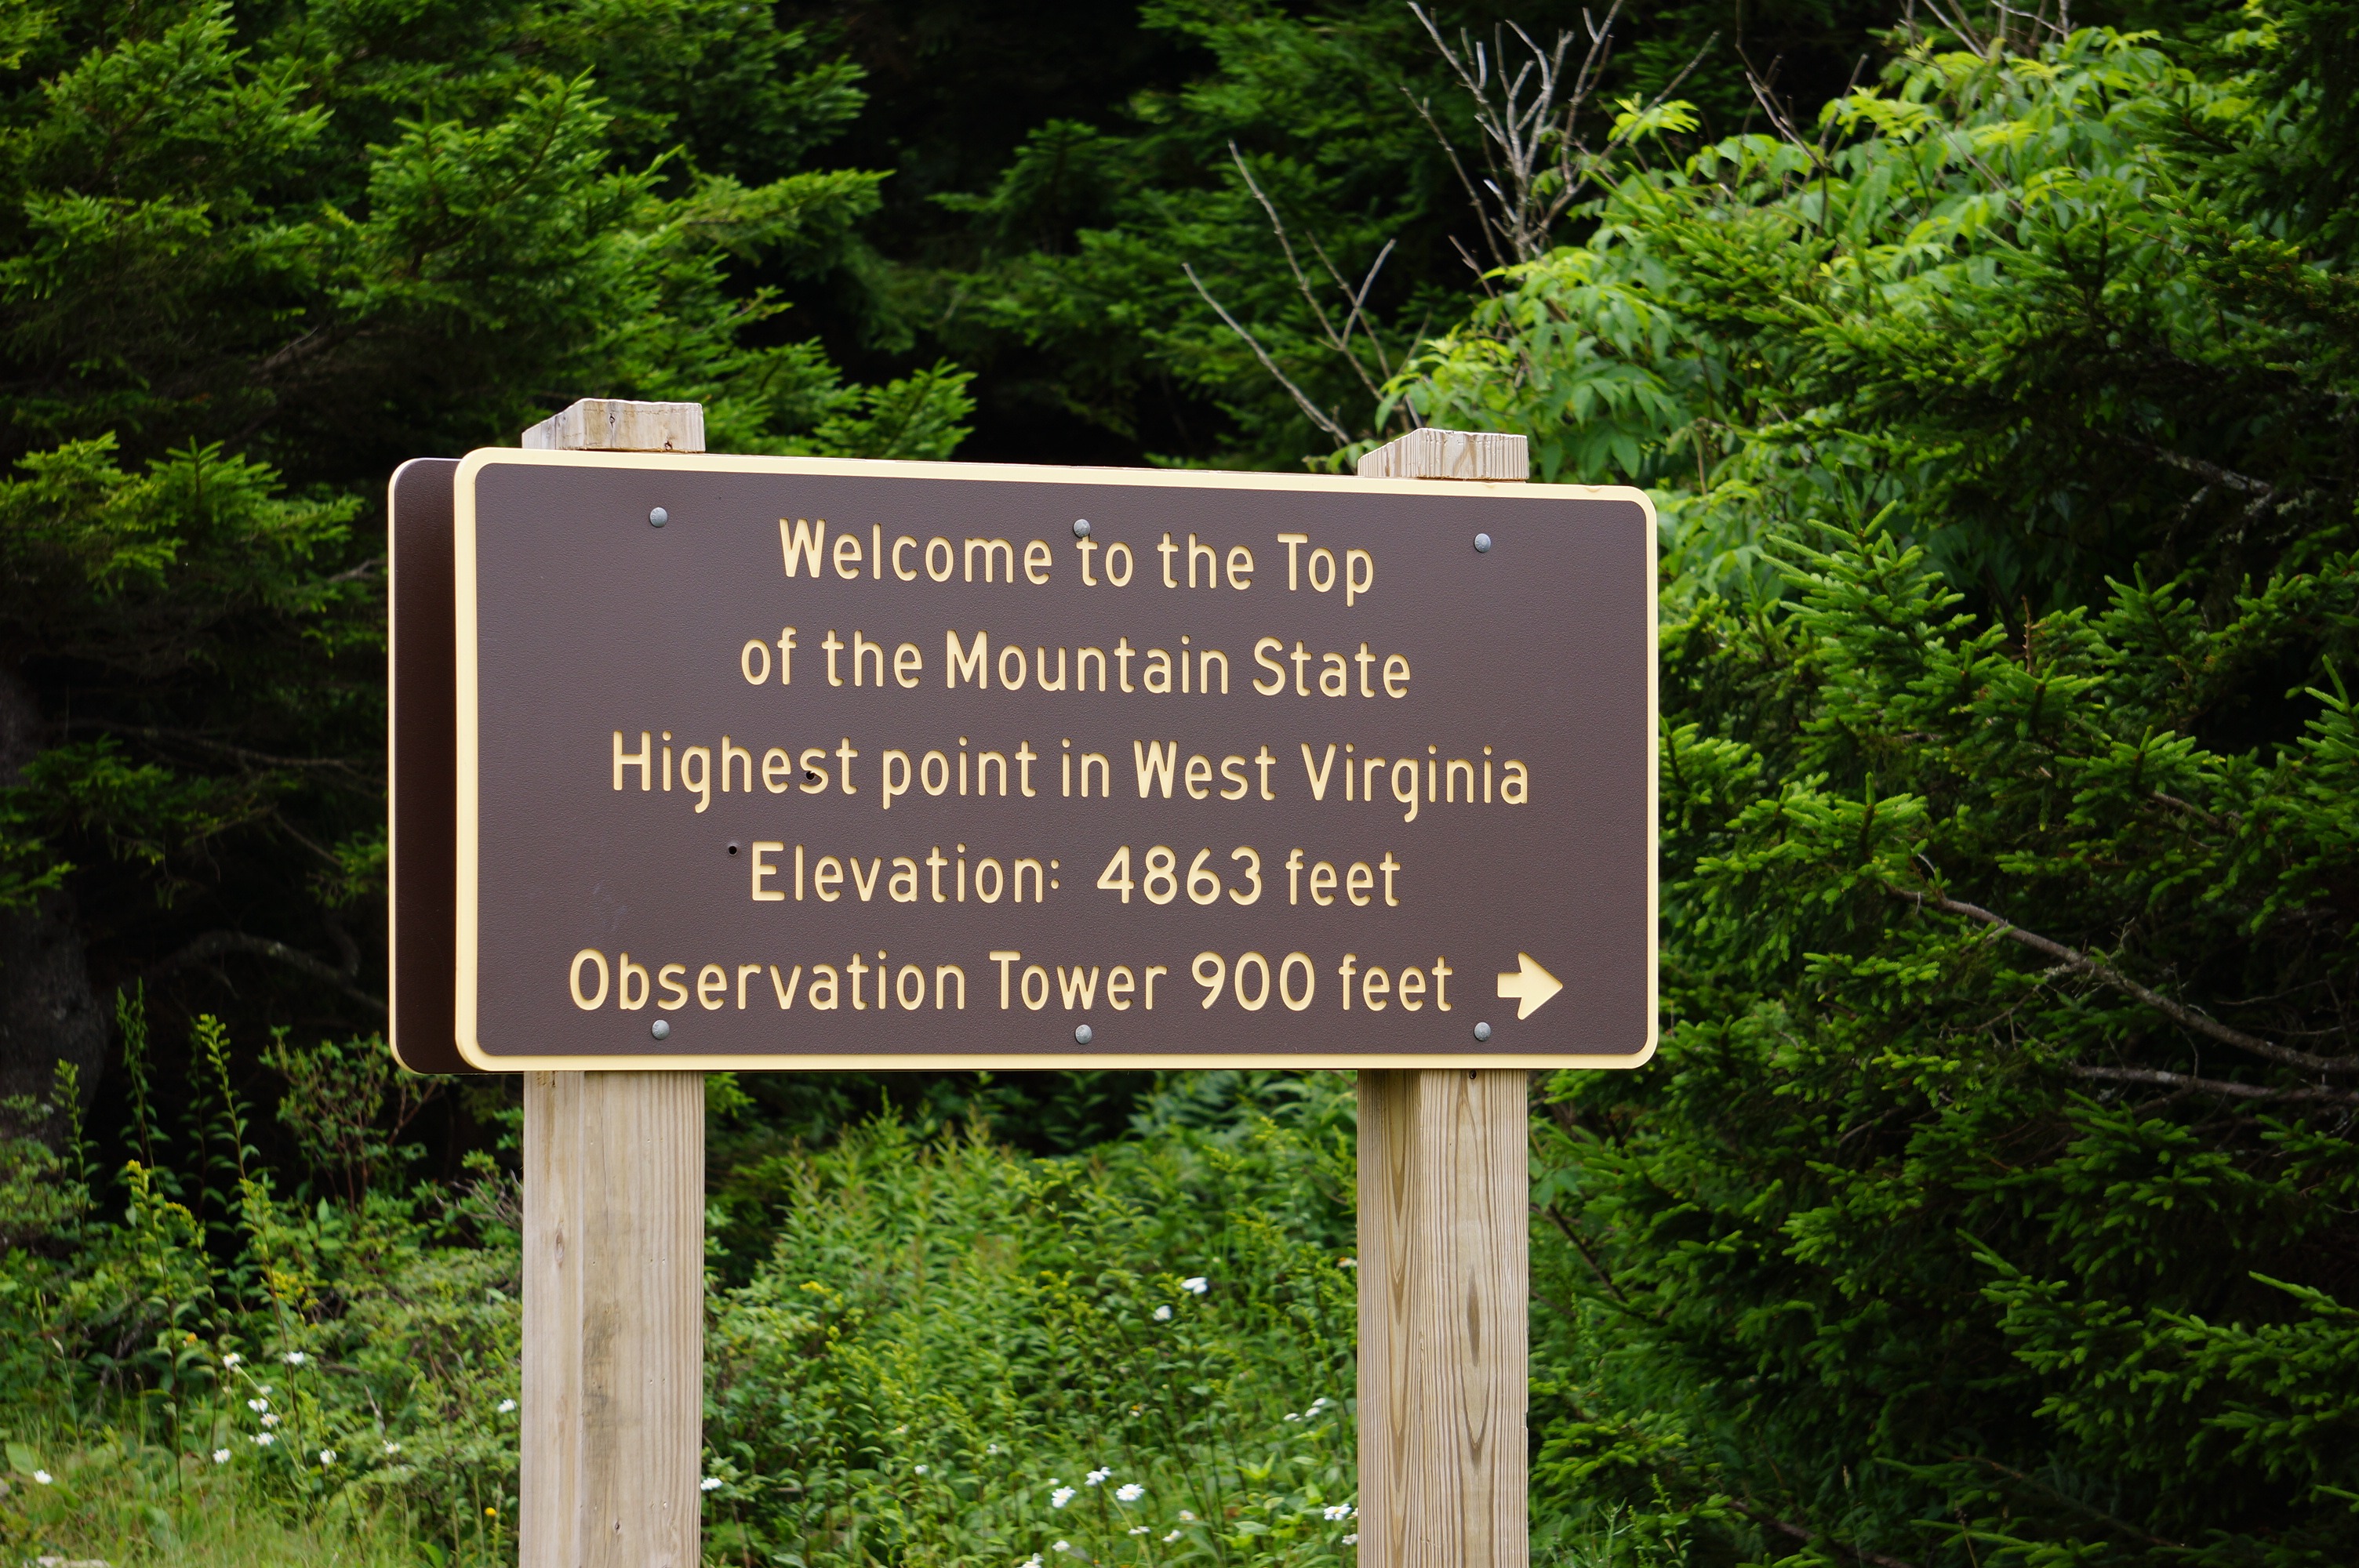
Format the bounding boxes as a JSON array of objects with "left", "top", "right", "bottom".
[{"left": 449, "top": 447, "right": 1659, "bottom": 1072}]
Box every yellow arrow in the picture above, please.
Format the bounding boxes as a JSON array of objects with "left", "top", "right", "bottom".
[{"left": 1495, "top": 953, "right": 1564, "bottom": 1021}]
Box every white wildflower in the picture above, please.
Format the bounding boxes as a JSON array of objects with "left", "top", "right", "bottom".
[
  {"left": 701, "top": 1476, "right": 723, "bottom": 1492},
  {"left": 1116, "top": 1483, "right": 1143, "bottom": 1502},
  {"left": 32, "top": 1470, "right": 52, "bottom": 1485},
  {"left": 1180, "top": 1276, "right": 1208, "bottom": 1294},
  {"left": 282, "top": 1351, "right": 307, "bottom": 1365},
  {"left": 222, "top": 1352, "right": 243, "bottom": 1367},
  {"left": 1051, "top": 1486, "right": 1077, "bottom": 1509},
  {"left": 1163, "top": 1531, "right": 1182, "bottom": 1543},
  {"left": 383, "top": 1442, "right": 402, "bottom": 1455},
  {"left": 259, "top": 1385, "right": 273, "bottom": 1396},
  {"left": 915, "top": 1465, "right": 929, "bottom": 1475},
  {"left": 1178, "top": 1511, "right": 1197, "bottom": 1522},
  {"left": 253, "top": 1433, "right": 275, "bottom": 1447},
  {"left": 1337, "top": 1258, "right": 1357, "bottom": 1269},
  {"left": 261, "top": 1413, "right": 280, "bottom": 1428},
  {"left": 1342, "top": 1534, "right": 1358, "bottom": 1545},
  {"left": 1284, "top": 1413, "right": 1299, "bottom": 1422},
  {"left": 1021, "top": 1557, "right": 1043, "bottom": 1568},
  {"left": 1129, "top": 1526, "right": 1150, "bottom": 1536},
  {"left": 1310, "top": 1398, "right": 1329, "bottom": 1411},
  {"left": 1085, "top": 1468, "right": 1111, "bottom": 1486},
  {"left": 1052, "top": 1543, "right": 1071, "bottom": 1555},
  {"left": 1324, "top": 1504, "right": 1354, "bottom": 1521},
  {"left": 319, "top": 1450, "right": 336, "bottom": 1466},
  {"left": 1152, "top": 1305, "right": 1172, "bottom": 1321},
  {"left": 498, "top": 1399, "right": 518, "bottom": 1414},
  {"left": 987, "top": 1443, "right": 1004, "bottom": 1455},
  {"left": 249, "top": 1398, "right": 269, "bottom": 1413},
  {"left": 213, "top": 1449, "right": 231, "bottom": 1464}
]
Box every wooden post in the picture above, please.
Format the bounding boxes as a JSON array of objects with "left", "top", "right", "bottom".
[
  {"left": 520, "top": 399, "right": 708, "bottom": 1568},
  {"left": 1354, "top": 427, "right": 1531, "bottom": 1568}
]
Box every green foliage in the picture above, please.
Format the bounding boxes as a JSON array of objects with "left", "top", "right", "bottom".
[
  {"left": 7, "top": 5, "right": 2357, "bottom": 1568},
  {"left": 927, "top": 0, "right": 1454, "bottom": 466},
  {"left": 1, "top": 1014, "right": 1377, "bottom": 1566},
  {"left": 0, "top": 0, "right": 972, "bottom": 1092},
  {"left": 1379, "top": 13, "right": 2359, "bottom": 1566},
  {"left": 704, "top": 1088, "right": 1361, "bottom": 1567},
  {"left": 0, "top": 1060, "right": 88, "bottom": 1247},
  {"left": 1398, "top": 24, "right": 2357, "bottom": 604},
  {"left": 2, "top": 1008, "right": 524, "bottom": 1563},
  {"left": 812, "top": 0, "right": 1906, "bottom": 466}
]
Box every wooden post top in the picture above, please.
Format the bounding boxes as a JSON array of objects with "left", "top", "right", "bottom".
[
  {"left": 1356, "top": 427, "right": 1528, "bottom": 482},
  {"left": 522, "top": 398, "right": 707, "bottom": 454}
]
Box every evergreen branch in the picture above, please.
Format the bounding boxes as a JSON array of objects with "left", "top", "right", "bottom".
[
  {"left": 1894, "top": 887, "right": 2358, "bottom": 1073},
  {"left": 2070, "top": 1065, "right": 2359, "bottom": 1105},
  {"left": 1954, "top": 1455, "right": 2185, "bottom": 1550},
  {"left": 2148, "top": 789, "right": 2228, "bottom": 827},
  {"left": 64, "top": 721, "right": 378, "bottom": 780},
  {"left": 148, "top": 931, "right": 385, "bottom": 1013},
  {"left": 1533, "top": 1200, "right": 1638, "bottom": 1309},
  {"left": 1730, "top": 1502, "right": 1921, "bottom": 1568},
  {"left": 2139, "top": 444, "right": 2274, "bottom": 499}
]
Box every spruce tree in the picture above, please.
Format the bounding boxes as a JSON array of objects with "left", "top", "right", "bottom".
[{"left": 0, "top": 0, "right": 969, "bottom": 1131}]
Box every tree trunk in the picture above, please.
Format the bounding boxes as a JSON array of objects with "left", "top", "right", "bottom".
[{"left": 0, "top": 665, "right": 107, "bottom": 1145}]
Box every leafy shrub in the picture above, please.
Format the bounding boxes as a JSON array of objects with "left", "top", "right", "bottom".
[
  {"left": 703, "top": 1082, "right": 1363, "bottom": 1568},
  {"left": 1393, "top": 20, "right": 2359, "bottom": 1566},
  {"left": 1, "top": 1022, "right": 1373, "bottom": 1567}
]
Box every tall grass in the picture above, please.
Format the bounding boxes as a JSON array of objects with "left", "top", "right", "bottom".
[
  {"left": 6, "top": 1034, "right": 1679, "bottom": 1567},
  {"left": 705, "top": 1086, "right": 1361, "bottom": 1568},
  {"left": 2, "top": 1424, "right": 471, "bottom": 1566},
  {"left": 3, "top": 1030, "right": 1369, "bottom": 1567}
]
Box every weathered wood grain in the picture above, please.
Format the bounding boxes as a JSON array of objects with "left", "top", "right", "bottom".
[
  {"left": 1357, "top": 428, "right": 1530, "bottom": 1568},
  {"left": 522, "top": 1070, "right": 706, "bottom": 1568},
  {"left": 520, "top": 400, "right": 707, "bottom": 1568},
  {"left": 1357, "top": 1069, "right": 1530, "bottom": 1568},
  {"left": 522, "top": 398, "right": 707, "bottom": 454},
  {"left": 1355, "top": 428, "right": 1528, "bottom": 482}
]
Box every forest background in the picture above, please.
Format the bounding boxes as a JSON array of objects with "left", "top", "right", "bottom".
[{"left": 2, "top": 0, "right": 2356, "bottom": 1563}]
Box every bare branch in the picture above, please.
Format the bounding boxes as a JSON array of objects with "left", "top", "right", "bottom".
[
  {"left": 1893, "top": 887, "right": 2358, "bottom": 1073},
  {"left": 1533, "top": 1200, "right": 1637, "bottom": 1308},
  {"left": 1225, "top": 147, "right": 1398, "bottom": 405},
  {"left": 1336, "top": 238, "right": 1401, "bottom": 385},
  {"left": 1410, "top": 0, "right": 1630, "bottom": 263},
  {"left": 1400, "top": 84, "right": 1510, "bottom": 272},
  {"left": 149, "top": 931, "right": 386, "bottom": 1013},
  {"left": 2071, "top": 1065, "right": 2359, "bottom": 1105},
  {"left": 1914, "top": 0, "right": 1994, "bottom": 59},
  {"left": 1180, "top": 264, "right": 1354, "bottom": 447},
  {"left": 1728, "top": 1503, "right": 1922, "bottom": 1568},
  {"left": 1737, "top": 47, "right": 1813, "bottom": 151},
  {"left": 1227, "top": 144, "right": 1346, "bottom": 348},
  {"left": 2139, "top": 442, "right": 2281, "bottom": 527}
]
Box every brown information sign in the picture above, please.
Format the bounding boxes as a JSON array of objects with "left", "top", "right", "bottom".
[{"left": 397, "top": 451, "right": 1656, "bottom": 1071}]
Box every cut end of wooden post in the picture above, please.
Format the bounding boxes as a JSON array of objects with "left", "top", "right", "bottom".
[
  {"left": 522, "top": 398, "right": 707, "bottom": 454},
  {"left": 1357, "top": 428, "right": 1528, "bottom": 482}
]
